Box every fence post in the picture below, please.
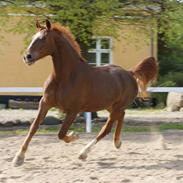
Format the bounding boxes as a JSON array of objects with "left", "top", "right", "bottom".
[{"left": 85, "top": 112, "right": 92, "bottom": 133}]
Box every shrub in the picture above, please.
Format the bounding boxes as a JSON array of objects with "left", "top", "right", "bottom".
[{"left": 156, "top": 72, "right": 183, "bottom": 87}]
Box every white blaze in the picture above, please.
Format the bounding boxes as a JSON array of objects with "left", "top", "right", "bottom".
[{"left": 28, "top": 31, "right": 44, "bottom": 50}]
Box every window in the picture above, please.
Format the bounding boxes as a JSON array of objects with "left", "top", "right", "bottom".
[{"left": 87, "top": 36, "right": 112, "bottom": 66}]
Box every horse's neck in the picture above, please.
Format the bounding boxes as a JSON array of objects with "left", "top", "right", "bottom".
[{"left": 51, "top": 35, "right": 83, "bottom": 82}]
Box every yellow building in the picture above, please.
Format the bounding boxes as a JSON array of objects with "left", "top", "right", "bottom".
[{"left": 0, "top": 17, "right": 157, "bottom": 96}]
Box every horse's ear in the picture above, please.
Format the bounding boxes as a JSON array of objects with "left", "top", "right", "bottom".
[
  {"left": 36, "top": 20, "right": 41, "bottom": 29},
  {"left": 45, "top": 19, "right": 51, "bottom": 30}
]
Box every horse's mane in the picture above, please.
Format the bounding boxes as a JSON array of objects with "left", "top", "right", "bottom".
[{"left": 51, "top": 23, "right": 82, "bottom": 58}]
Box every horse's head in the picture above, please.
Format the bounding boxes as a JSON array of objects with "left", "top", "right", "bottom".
[{"left": 23, "top": 20, "right": 53, "bottom": 65}]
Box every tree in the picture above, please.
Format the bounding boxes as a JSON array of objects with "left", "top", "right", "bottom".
[
  {"left": 156, "top": 0, "right": 183, "bottom": 76},
  {"left": 0, "top": 0, "right": 122, "bottom": 45},
  {"left": 120, "top": 0, "right": 183, "bottom": 76}
]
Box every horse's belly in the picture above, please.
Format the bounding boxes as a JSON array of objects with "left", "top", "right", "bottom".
[
  {"left": 81, "top": 91, "right": 119, "bottom": 112},
  {"left": 81, "top": 104, "right": 109, "bottom": 112}
]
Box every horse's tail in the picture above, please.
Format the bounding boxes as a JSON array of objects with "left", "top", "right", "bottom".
[{"left": 130, "top": 57, "right": 159, "bottom": 98}]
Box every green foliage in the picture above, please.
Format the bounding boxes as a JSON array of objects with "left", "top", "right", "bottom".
[
  {"left": 1, "top": 0, "right": 183, "bottom": 47},
  {"left": 159, "top": 47, "right": 183, "bottom": 75},
  {"left": 0, "top": 0, "right": 122, "bottom": 45},
  {"left": 156, "top": 1, "right": 183, "bottom": 76},
  {"left": 46, "top": 0, "right": 120, "bottom": 43},
  {"left": 151, "top": 93, "right": 167, "bottom": 107},
  {"left": 157, "top": 0, "right": 183, "bottom": 49},
  {"left": 157, "top": 72, "right": 183, "bottom": 87}
]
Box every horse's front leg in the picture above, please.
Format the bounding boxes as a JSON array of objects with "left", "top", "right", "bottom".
[
  {"left": 58, "top": 112, "right": 78, "bottom": 143},
  {"left": 12, "top": 98, "right": 50, "bottom": 166}
]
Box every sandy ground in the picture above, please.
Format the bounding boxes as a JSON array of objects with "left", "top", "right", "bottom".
[{"left": 0, "top": 131, "right": 183, "bottom": 183}]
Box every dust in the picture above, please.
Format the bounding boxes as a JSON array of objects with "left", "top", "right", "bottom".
[{"left": 149, "top": 126, "right": 168, "bottom": 150}]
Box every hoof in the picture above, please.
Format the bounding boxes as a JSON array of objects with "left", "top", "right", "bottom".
[
  {"left": 78, "top": 153, "right": 87, "bottom": 160},
  {"left": 114, "top": 140, "right": 121, "bottom": 149},
  {"left": 68, "top": 131, "right": 79, "bottom": 142},
  {"left": 12, "top": 152, "right": 25, "bottom": 167},
  {"left": 72, "top": 134, "right": 79, "bottom": 141}
]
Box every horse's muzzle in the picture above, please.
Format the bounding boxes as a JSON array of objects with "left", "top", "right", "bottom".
[{"left": 23, "top": 54, "right": 35, "bottom": 65}]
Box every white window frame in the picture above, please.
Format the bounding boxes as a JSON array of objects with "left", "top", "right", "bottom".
[{"left": 88, "top": 36, "right": 112, "bottom": 66}]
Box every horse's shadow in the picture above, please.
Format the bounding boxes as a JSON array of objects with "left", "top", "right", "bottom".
[{"left": 97, "top": 159, "right": 183, "bottom": 171}]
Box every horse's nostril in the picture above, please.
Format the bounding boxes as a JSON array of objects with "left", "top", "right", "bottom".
[{"left": 26, "top": 54, "right": 32, "bottom": 59}]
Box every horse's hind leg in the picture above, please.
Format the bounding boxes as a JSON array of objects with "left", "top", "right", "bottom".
[
  {"left": 12, "top": 98, "right": 50, "bottom": 166},
  {"left": 114, "top": 111, "right": 125, "bottom": 149},
  {"left": 79, "top": 110, "right": 116, "bottom": 160},
  {"left": 58, "top": 112, "right": 79, "bottom": 143}
]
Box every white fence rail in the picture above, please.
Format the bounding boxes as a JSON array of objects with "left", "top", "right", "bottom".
[
  {"left": 1, "top": 87, "right": 183, "bottom": 133},
  {"left": 1, "top": 87, "right": 183, "bottom": 93},
  {"left": 0, "top": 87, "right": 43, "bottom": 93},
  {"left": 147, "top": 87, "right": 183, "bottom": 93}
]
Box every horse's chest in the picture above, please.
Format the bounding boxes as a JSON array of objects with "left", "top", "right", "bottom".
[{"left": 54, "top": 84, "right": 81, "bottom": 109}]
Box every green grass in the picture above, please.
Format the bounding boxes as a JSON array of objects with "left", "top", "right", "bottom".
[
  {"left": 0, "top": 122, "right": 183, "bottom": 136},
  {"left": 159, "top": 123, "right": 183, "bottom": 131},
  {"left": 124, "top": 123, "right": 183, "bottom": 133}
]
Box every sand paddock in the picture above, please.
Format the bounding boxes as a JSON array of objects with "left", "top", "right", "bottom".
[{"left": 0, "top": 131, "right": 183, "bottom": 183}]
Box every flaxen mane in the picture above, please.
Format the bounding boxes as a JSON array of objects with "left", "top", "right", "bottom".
[{"left": 51, "top": 23, "right": 82, "bottom": 58}]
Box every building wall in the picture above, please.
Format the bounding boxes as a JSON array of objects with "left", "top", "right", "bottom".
[
  {"left": 113, "top": 24, "right": 157, "bottom": 70},
  {"left": 0, "top": 20, "right": 157, "bottom": 95},
  {"left": 0, "top": 31, "right": 52, "bottom": 95}
]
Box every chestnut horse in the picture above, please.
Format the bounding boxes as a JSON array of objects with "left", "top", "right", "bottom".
[{"left": 13, "top": 20, "right": 158, "bottom": 166}]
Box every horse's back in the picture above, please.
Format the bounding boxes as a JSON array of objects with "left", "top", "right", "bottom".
[
  {"left": 104, "top": 64, "right": 138, "bottom": 103},
  {"left": 93, "top": 64, "right": 137, "bottom": 90},
  {"left": 84, "top": 64, "right": 138, "bottom": 110}
]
